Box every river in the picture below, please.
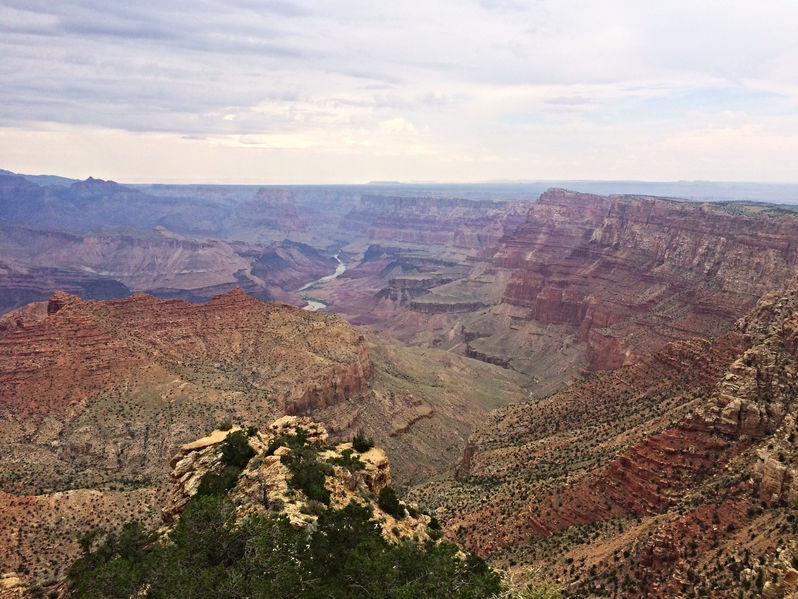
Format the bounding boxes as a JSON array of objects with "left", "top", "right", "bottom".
[{"left": 296, "top": 253, "right": 346, "bottom": 311}]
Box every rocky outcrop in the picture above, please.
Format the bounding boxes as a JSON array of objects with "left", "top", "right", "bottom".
[
  {"left": 0, "top": 574, "right": 28, "bottom": 599},
  {"left": 754, "top": 448, "right": 798, "bottom": 505},
  {"left": 409, "top": 299, "right": 489, "bottom": 314},
  {"left": 689, "top": 290, "right": 798, "bottom": 438},
  {"left": 292, "top": 343, "right": 373, "bottom": 414},
  {"left": 759, "top": 542, "right": 798, "bottom": 599},
  {"left": 163, "top": 417, "right": 428, "bottom": 541}
]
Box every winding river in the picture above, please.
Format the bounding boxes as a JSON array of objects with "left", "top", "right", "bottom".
[{"left": 296, "top": 253, "right": 346, "bottom": 311}]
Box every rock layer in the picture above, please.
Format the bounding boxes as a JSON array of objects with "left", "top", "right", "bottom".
[
  {"left": 413, "top": 289, "right": 798, "bottom": 597},
  {"left": 495, "top": 189, "right": 798, "bottom": 370},
  {"left": 343, "top": 195, "right": 527, "bottom": 250},
  {"left": 0, "top": 288, "right": 372, "bottom": 417}
]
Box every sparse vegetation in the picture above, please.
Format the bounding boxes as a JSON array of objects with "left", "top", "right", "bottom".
[
  {"left": 326, "top": 448, "right": 366, "bottom": 472},
  {"left": 196, "top": 430, "right": 256, "bottom": 497},
  {"left": 220, "top": 430, "right": 256, "bottom": 469}
]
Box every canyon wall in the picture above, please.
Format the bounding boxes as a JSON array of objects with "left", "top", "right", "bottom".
[
  {"left": 414, "top": 289, "right": 798, "bottom": 597},
  {"left": 343, "top": 195, "right": 528, "bottom": 250},
  {"left": 495, "top": 189, "right": 798, "bottom": 370}
]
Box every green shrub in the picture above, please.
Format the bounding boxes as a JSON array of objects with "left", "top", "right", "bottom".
[
  {"left": 265, "top": 436, "right": 288, "bottom": 456},
  {"left": 326, "top": 448, "right": 365, "bottom": 472},
  {"left": 221, "top": 430, "right": 255, "bottom": 469},
  {"left": 67, "top": 496, "right": 504, "bottom": 598},
  {"left": 218, "top": 419, "right": 233, "bottom": 431},
  {"left": 281, "top": 443, "right": 334, "bottom": 505},
  {"left": 378, "top": 486, "right": 404, "bottom": 519},
  {"left": 352, "top": 431, "right": 374, "bottom": 453},
  {"left": 197, "top": 465, "right": 240, "bottom": 497},
  {"left": 288, "top": 459, "right": 333, "bottom": 505},
  {"left": 300, "top": 500, "right": 327, "bottom": 516}
]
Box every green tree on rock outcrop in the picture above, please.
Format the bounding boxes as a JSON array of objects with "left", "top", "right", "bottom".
[{"left": 67, "top": 495, "right": 504, "bottom": 598}]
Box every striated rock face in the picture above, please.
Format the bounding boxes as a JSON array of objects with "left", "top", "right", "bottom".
[
  {"left": 0, "top": 574, "right": 28, "bottom": 599},
  {"left": 408, "top": 299, "right": 489, "bottom": 314},
  {"left": 241, "top": 188, "right": 306, "bottom": 233},
  {"left": 414, "top": 288, "right": 798, "bottom": 597},
  {"left": 754, "top": 447, "right": 798, "bottom": 505},
  {"left": 0, "top": 287, "right": 372, "bottom": 511},
  {"left": 495, "top": 189, "right": 798, "bottom": 370},
  {"left": 688, "top": 289, "right": 798, "bottom": 438},
  {"left": 0, "top": 221, "right": 267, "bottom": 306},
  {"left": 343, "top": 195, "right": 527, "bottom": 250},
  {"left": 0, "top": 288, "right": 372, "bottom": 417},
  {"left": 0, "top": 260, "right": 130, "bottom": 316},
  {"left": 0, "top": 220, "right": 348, "bottom": 316},
  {"left": 163, "top": 417, "right": 427, "bottom": 542}
]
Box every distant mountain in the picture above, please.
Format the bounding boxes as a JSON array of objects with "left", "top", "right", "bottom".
[{"left": 0, "top": 168, "right": 78, "bottom": 187}]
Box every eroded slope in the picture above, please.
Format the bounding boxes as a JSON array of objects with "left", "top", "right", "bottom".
[{"left": 411, "top": 290, "right": 798, "bottom": 597}]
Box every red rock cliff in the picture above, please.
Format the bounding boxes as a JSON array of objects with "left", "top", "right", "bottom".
[
  {"left": 0, "top": 288, "right": 372, "bottom": 417},
  {"left": 496, "top": 189, "right": 798, "bottom": 369}
]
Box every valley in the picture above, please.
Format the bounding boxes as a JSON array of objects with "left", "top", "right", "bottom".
[{"left": 0, "top": 171, "right": 797, "bottom": 597}]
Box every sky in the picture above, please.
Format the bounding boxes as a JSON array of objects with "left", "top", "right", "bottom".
[{"left": 1, "top": 1, "right": 798, "bottom": 184}]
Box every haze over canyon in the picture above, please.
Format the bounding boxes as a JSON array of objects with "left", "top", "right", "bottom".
[{"left": 0, "top": 169, "right": 796, "bottom": 598}]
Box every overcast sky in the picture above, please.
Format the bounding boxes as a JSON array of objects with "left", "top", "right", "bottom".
[{"left": 1, "top": 1, "right": 797, "bottom": 183}]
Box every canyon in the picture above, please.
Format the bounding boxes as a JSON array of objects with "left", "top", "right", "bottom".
[
  {"left": 410, "top": 289, "right": 798, "bottom": 597},
  {"left": 0, "top": 289, "right": 525, "bottom": 585},
  {"left": 2, "top": 170, "right": 798, "bottom": 597}
]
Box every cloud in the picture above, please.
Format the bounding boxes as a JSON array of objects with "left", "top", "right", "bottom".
[{"left": 1, "top": 1, "right": 798, "bottom": 182}]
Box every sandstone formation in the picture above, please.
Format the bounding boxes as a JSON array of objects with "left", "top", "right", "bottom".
[
  {"left": 162, "top": 416, "right": 429, "bottom": 542},
  {"left": 0, "top": 288, "right": 371, "bottom": 418},
  {"left": 342, "top": 195, "right": 528, "bottom": 250},
  {"left": 495, "top": 189, "right": 798, "bottom": 371},
  {"left": 240, "top": 187, "right": 307, "bottom": 235},
  {"left": 412, "top": 288, "right": 798, "bottom": 597}
]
